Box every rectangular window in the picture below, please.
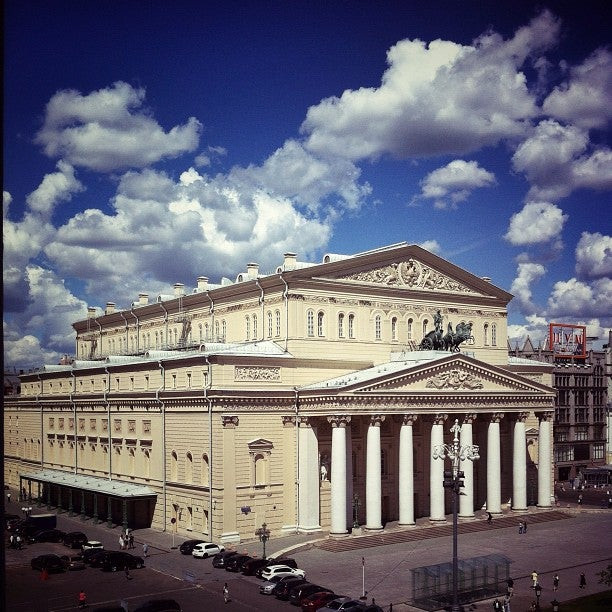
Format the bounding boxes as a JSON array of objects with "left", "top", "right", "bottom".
[
  {"left": 128, "top": 420, "right": 136, "bottom": 433},
  {"left": 90, "top": 418, "right": 96, "bottom": 431},
  {"left": 49, "top": 417, "right": 55, "bottom": 429},
  {"left": 555, "top": 408, "right": 569, "bottom": 423},
  {"left": 575, "top": 407, "right": 588, "bottom": 422},
  {"left": 187, "top": 372, "right": 192, "bottom": 388},
  {"left": 102, "top": 419, "right": 108, "bottom": 432},
  {"left": 68, "top": 418, "right": 74, "bottom": 430},
  {"left": 143, "top": 420, "right": 151, "bottom": 434},
  {"left": 592, "top": 443, "right": 604, "bottom": 460},
  {"left": 554, "top": 429, "right": 569, "bottom": 442},
  {"left": 554, "top": 446, "right": 574, "bottom": 462},
  {"left": 575, "top": 426, "right": 588, "bottom": 441},
  {"left": 114, "top": 419, "right": 122, "bottom": 433}
]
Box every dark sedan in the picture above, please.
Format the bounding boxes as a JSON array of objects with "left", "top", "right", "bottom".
[
  {"left": 225, "top": 554, "right": 252, "bottom": 572},
  {"left": 30, "top": 528, "right": 66, "bottom": 543},
  {"left": 99, "top": 552, "right": 145, "bottom": 572},
  {"left": 31, "top": 554, "right": 67, "bottom": 573},
  {"left": 82, "top": 548, "right": 106, "bottom": 564},
  {"left": 242, "top": 557, "right": 269, "bottom": 575},
  {"left": 290, "top": 583, "right": 329, "bottom": 606},
  {"left": 178, "top": 539, "right": 207, "bottom": 555},
  {"left": 212, "top": 550, "right": 238, "bottom": 568},
  {"left": 63, "top": 531, "right": 89, "bottom": 549}
]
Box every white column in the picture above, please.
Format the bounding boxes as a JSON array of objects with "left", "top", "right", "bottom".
[
  {"left": 430, "top": 414, "right": 447, "bottom": 522},
  {"left": 537, "top": 412, "right": 553, "bottom": 508},
  {"left": 297, "top": 417, "right": 320, "bottom": 532},
  {"left": 512, "top": 413, "right": 528, "bottom": 511},
  {"left": 486, "top": 413, "right": 503, "bottom": 515},
  {"left": 459, "top": 414, "right": 476, "bottom": 518},
  {"left": 329, "top": 415, "right": 351, "bottom": 536},
  {"left": 345, "top": 426, "right": 353, "bottom": 528},
  {"left": 399, "top": 414, "right": 417, "bottom": 525},
  {"left": 365, "top": 415, "right": 385, "bottom": 530}
]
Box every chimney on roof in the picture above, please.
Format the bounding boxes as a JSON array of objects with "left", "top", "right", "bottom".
[
  {"left": 173, "top": 283, "right": 185, "bottom": 297},
  {"left": 87, "top": 307, "right": 96, "bottom": 319},
  {"left": 283, "top": 252, "right": 297, "bottom": 271},
  {"left": 105, "top": 302, "right": 116, "bottom": 315},
  {"left": 197, "top": 276, "right": 208, "bottom": 291},
  {"left": 247, "top": 263, "right": 259, "bottom": 280},
  {"left": 482, "top": 277, "right": 492, "bottom": 283},
  {"left": 138, "top": 293, "right": 149, "bottom": 306}
]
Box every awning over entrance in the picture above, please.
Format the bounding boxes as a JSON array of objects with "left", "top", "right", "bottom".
[{"left": 20, "top": 469, "right": 156, "bottom": 498}]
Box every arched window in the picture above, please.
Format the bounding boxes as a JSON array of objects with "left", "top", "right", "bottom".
[
  {"left": 245, "top": 316, "right": 250, "bottom": 341},
  {"left": 254, "top": 453, "right": 266, "bottom": 486},
  {"left": 422, "top": 319, "right": 428, "bottom": 338},
  {"left": 484, "top": 323, "right": 489, "bottom": 346},
  {"left": 267, "top": 311, "right": 273, "bottom": 338},
  {"left": 407, "top": 318, "right": 413, "bottom": 340},
  {"left": 171, "top": 451, "right": 178, "bottom": 481},
  {"left": 252, "top": 314, "right": 257, "bottom": 339},
  {"left": 317, "top": 311, "right": 325, "bottom": 337},
  {"left": 375, "top": 314, "right": 382, "bottom": 340},
  {"left": 307, "top": 310, "right": 315, "bottom": 337},
  {"left": 222, "top": 320, "right": 227, "bottom": 341},
  {"left": 275, "top": 310, "right": 281, "bottom": 337},
  {"left": 391, "top": 317, "right": 398, "bottom": 341},
  {"left": 338, "top": 313, "right": 345, "bottom": 338},
  {"left": 202, "top": 454, "right": 210, "bottom": 486},
  {"left": 185, "top": 452, "right": 193, "bottom": 484},
  {"left": 348, "top": 314, "right": 355, "bottom": 339},
  {"left": 491, "top": 323, "right": 497, "bottom": 346}
]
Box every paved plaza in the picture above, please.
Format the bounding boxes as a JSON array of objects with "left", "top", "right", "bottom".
[{"left": 4, "top": 486, "right": 612, "bottom": 611}]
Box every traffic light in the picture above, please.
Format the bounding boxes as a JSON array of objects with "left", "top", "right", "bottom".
[
  {"left": 443, "top": 470, "right": 454, "bottom": 488},
  {"left": 457, "top": 471, "right": 465, "bottom": 488}
]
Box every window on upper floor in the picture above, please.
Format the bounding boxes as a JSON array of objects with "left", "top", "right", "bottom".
[
  {"left": 215, "top": 321, "right": 220, "bottom": 340},
  {"left": 185, "top": 452, "right": 193, "bottom": 484},
  {"left": 317, "top": 311, "right": 325, "bottom": 337},
  {"left": 575, "top": 425, "right": 588, "bottom": 441},
  {"left": 202, "top": 453, "right": 210, "bottom": 486},
  {"left": 483, "top": 323, "right": 489, "bottom": 346},
  {"left": 307, "top": 310, "right": 315, "bottom": 337},
  {"left": 338, "top": 313, "right": 345, "bottom": 338},
  {"left": 204, "top": 323, "right": 209, "bottom": 341},
  {"left": 254, "top": 453, "right": 267, "bottom": 487},
  {"left": 422, "top": 319, "right": 429, "bottom": 338},
  {"left": 267, "top": 311, "right": 273, "bottom": 338},
  {"left": 407, "top": 318, "right": 413, "bottom": 340},
  {"left": 222, "top": 320, "right": 227, "bottom": 341},
  {"left": 348, "top": 313, "right": 355, "bottom": 339},
  {"left": 593, "top": 443, "right": 604, "bottom": 460},
  {"left": 375, "top": 314, "right": 382, "bottom": 340},
  {"left": 391, "top": 317, "right": 398, "bottom": 341},
  {"left": 275, "top": 310, "right": 281, "bottom": 337},
  {"left": 252, "top": 314, "right": 257, "bottom": 339},
  {"left": 171, "top": 451, "right": 178, "bottom": 481},
  {"left": 491, "top": 323, "right": 497, "bottom": 346},
  {"left": 245, "top": 316, "right": 250, "bottom": 340},
  {"left": 198, "top": 324, "right": 203, "bottom": 343}
]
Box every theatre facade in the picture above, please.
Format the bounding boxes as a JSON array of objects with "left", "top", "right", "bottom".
[{"left": 4, "top": 243, "right": 556, "bottom": 542}]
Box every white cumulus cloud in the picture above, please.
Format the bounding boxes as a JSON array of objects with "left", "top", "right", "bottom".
[
  {"left": 510, "top": 262, "right": 546, "bottom": 312},
  {"left": 504, "top": 201, "right": 568, "bottom": 246},
  {"left": 575, "top": 231, "right": 612, "bottom": 279}
]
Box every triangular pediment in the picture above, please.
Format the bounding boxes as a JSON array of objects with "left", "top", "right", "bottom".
[
  {"left": 247, "top": 438, "right": 274, "bottom": 450},
  {"left": 334, "top": 354, "right": 554, "bottom": 396}
]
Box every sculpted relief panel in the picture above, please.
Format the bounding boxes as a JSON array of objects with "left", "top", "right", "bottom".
[
  {"left": 340, "top": 259, "right": 477, "bottom": 293},
  {"left": 234, "top": 366, "right": 281, "bottom": 382}
]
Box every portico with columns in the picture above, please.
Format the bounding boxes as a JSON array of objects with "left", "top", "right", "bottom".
[{"left": 296, "top": 352, "right": 556, "bottom": 535}]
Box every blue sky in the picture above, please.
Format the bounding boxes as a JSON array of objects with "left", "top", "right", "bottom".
[{"left": 4, "top": 1, "right": 611, "bottom": 368}]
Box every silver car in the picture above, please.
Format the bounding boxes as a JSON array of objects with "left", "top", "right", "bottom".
[{"left": 192, "top": 542, "right": 224, "bottom": 559}]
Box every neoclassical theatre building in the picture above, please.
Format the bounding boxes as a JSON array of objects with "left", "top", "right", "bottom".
[{"left": 5, "top": 243, "right": 556, "bottom": 543}]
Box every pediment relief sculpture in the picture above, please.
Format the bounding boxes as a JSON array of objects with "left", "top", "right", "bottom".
[
  {"left": 339, "top": 258, "right": 477, "bottom": 293},
  {"left": 425, "top": 368, "right": 484, "bottom": 390}
]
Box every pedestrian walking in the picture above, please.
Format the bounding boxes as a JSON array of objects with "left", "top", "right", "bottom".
[
  {"left": 578, "top": 493, "right": 583, "bottom": 506},
  {"left": 223, "top": 582, "right": 229, "bottom": 604},
  {"left": 529, "top": 602, "right": 537, "bottom": 612},
  {"left": 518, "top": 521, "right": 523, "bottom": 534},
  {"left": 492, "top": 598, "right": 502, "bottom": 611},
  {"left": 129, "top": 533, "right": 134, "bottom": 549},
  {"left": 523, "top": 520, "right": 528, "bottom": 533},
  {"left": 124, "top": 565, "right": 131, "bottom": 580},
  {"left": 119, "top": 534, "right": 124, "bottom": 550},
  {"left": 78, "top": 589, "right": 87, "bottom": 608},
  {"left": 551, "top": 599, "right": 559, "bottom": 612},
  {"left": 579, "top": 572, "right": 586, "bottom": 589},
  {"left": 9, "top": 534, "right": 15, "bottom": 549},
  {"left": 40, "top": 567, "right": 49, "bottom": 581},
  {"left": 531, "top": 570, "right": 538, "bottom": 588},
  {"left": 487, "top": 512, "right": 493, "bottom": 524},
  {"left": 7, "top": 492, "right": 11, "bottom": 504},
  {"left": 553, "top": 573, "right": 559, "bottom": 591},
  {"left": 143, "top": 542, "right": 148, "bottom": 558},
  {"left": 503, "top": 594, "right": 511, "bottom": 611},
  {"left": 16, "top": 534, "right": 22, "bottom": 549},
  {"left": 506, "top": 578, "right": 514, "bottom": 597}
]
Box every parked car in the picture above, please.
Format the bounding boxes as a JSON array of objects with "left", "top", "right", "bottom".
[
  {"left": 4, "top": 513, "right": 20, "bottom": 528},
  {"left": 99, "top": 551, "right": 145, "bottom": 572},
  {"left": 261, "top": 564, "right": 305, "bottom": 581},
  {"left": 301, "top": 591, "right": 338, "bottom": 611},
  {"left": 319, "top": 597, "right": 366, "bottom": 611},
  {"left": 82, "top": 540, "right": 104, "bottom": 551},
  {"left": 86, "top": 550, "right": 109, "bottom": 568},
  {"left": 191, "top": 542, "right": 224, "bottom": 559},
  {"left": 31, "top": 554, "right": 66, "bottom": 573},
  {"left": 255, "top": 557, "right": 298, "bottom": 578},
  {"left": 82, "top": 547, "right": 105, "bottom": 564},
  {"left": 260, "top": 574, "right": 289, "bottom": 595},
  {"left": 212, "top": 550, "right": 238, "bottom": 568},
  {"left": 179, "top": 539, "right": 207, "bottom": 555},
  {"left": 274, "top": 577, "right": 307, "bottom": 600},
  {"left": 63, "top": 531, "right": 89, "bottom": 549},
  {"left": 60, "top": 554, "right": 86, "bottom": 571},
  {"left": 225, "top": 554, "right": 252, "bottom": 572},
  {"left": 242, "top": 557, "right": 270, "bottom": 576},
  {"left": 29, "top": 528, "right": 66, "bottom": 543},
  {"left": 290, "top": 583, "right": 329, "bottom": 606},
  {"left": 133, "top": 599, "right": 181, "bottom": 611}
]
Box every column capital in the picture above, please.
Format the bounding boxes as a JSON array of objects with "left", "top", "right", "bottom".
[
  {"left": 515, "top": 411, "right": 530, "bottom": 423},
  {"left": 328, "top": 415, "right": 352, "bottom": 428},
  {"left": 432, "top": 413, "right": 447, "bottom": 425},
  {"left": 536, "top": 411, "right": 554, "bottom": 422},
  {"left": 368, "top": 414, "right": 386, "bottom": 427},
  {"left": 401, "top": 414, "right": 418, "bottom": 426},
  {"left": 282, "top": 415, "right": 296, "bottom": 428},
  {"left": 462, "top": 413, "right": 477, "bottom": 425},
  {"left": 297, "top": 416, "right": 312, "bottom": 428},
  {"left": 222, "top": 415, "right": 239, "bottom": 428},
  {"left": 489, "top": 412, "right": 504, "bottom": 423}
]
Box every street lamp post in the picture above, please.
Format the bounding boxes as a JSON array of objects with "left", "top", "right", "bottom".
[
  {"left": 21, "top": 506, "right": 32, "bottom": 519},
  {"left": 432, "top": 419, "right": 480, "bottom": 612},
  {"left": 255, "top": 522, "right": 271, "bottom": 559}
]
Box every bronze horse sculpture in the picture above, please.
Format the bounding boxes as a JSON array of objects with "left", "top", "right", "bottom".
[{"left": 419, "top": 321, "right": 473, "bottom": 352}]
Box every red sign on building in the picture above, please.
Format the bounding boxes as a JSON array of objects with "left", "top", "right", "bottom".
[{"left": 548, "top": 323, "right": 587, "bottom": 358}]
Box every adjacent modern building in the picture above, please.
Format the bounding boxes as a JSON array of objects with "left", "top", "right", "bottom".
[{"left": 4, "top": 243, "right": 557, "bottom": 543}]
